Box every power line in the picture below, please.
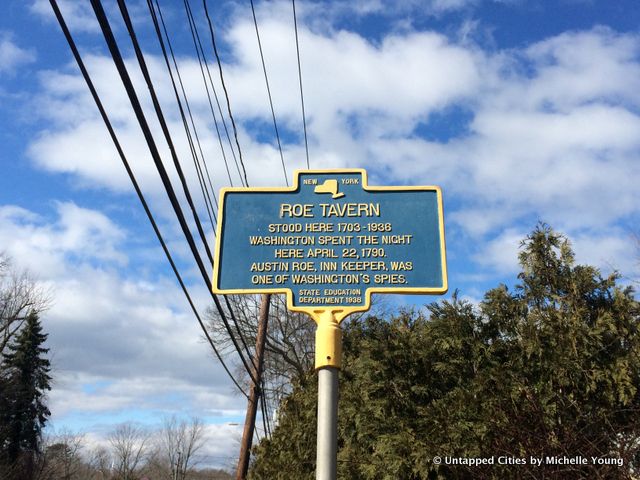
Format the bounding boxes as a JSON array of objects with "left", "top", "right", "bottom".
[
  {"left": 203, "top": 0, "right": 250, "bottom": 187},
  {"left": 148, "top": 0, "right": 257, "bottom": 366},
  {"left": 250, "top": 0, "right": 289, "bottom": 186},
  {"left": 178, "top": 0, "right": 238, "bottom": 187},
  {"left": 90, "top": 0, "right": 207, "bottom": 284},
  {"left": 195, "top": 1, "right": 279, "bottom": 368},
  {"left": 292, "top": 0, "right": 310, "bottom": 169},
  {"left": 125, "top": 0, "right": 257, "bottom": 382},
  {"left": 117, "top": 0, "right": 215, "bottom": 265},
  {"left": 91, "top": 0, "right": 257, "bottom": 384},
  {"left": 146, "top": 0, "right": 220, "bottom": 231},
  {"left": 59, "top": 1, "right": 281, "bottom": 468},
  {"left": 127, "top": 0, "right": 255, "bottom": 385},
  {"left": 48, "top": 0, "right": 247, "bottom": 399},
  {"left": 259, "top": 378, "right": 272, "bottom": 438}
]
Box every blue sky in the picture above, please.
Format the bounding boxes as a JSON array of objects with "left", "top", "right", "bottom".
[{"left": 1, "top": 0, "right": 639, "bottom": 468}]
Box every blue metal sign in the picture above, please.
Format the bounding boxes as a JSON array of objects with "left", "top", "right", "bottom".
[{"left": 212, "top": 169, "right": 447, "bottom": 314}]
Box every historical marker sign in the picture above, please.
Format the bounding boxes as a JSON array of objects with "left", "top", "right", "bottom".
[
  {"left": 213, "top": 168, "right": 447, "bottom": 480},
  {"left": 212, "top": 169, "right": 447, "bottom": 316}
]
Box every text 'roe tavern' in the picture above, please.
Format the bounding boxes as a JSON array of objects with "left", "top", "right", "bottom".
[{"left": 280, "top": 203, "right": 380, "bottom": 218}]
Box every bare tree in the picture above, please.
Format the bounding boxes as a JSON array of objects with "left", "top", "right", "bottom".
[
  {"left": 206, "top": 294, "right": 315, "bottom": 414},
  {"left": 206, "top": 293, "right": 390, "bottom": 432},
  {"left": 0, "top": 252, "right": 51, "bottom": 356},
  {"left": 158, "top": 416, "right": 206, "bottom": 480},
  {"left": 108, "top": 423, "right": 149, "bottom": 480},
  {"left": 87, "top": 446, "right": 112, "bottom": 479},
  {"left": 36, "top": 430, "right": 86, "bottom": 480}
]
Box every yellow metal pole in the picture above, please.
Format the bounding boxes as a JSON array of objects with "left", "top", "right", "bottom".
[{"left": 314, "top": 310, "right": 342, "bottom": 369}]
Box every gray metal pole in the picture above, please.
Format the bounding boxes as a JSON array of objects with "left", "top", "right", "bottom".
[{"left": 316, "top": 366, "right": 338, "bottom": 480}]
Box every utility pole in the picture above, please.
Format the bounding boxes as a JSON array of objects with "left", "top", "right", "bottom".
[{"left": 236, "top": 293, "right": 271, "bottom": 480}]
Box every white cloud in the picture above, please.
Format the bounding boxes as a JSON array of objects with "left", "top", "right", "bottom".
[
  {"left": 474, "top": 228, "right": 524, "bottom": 275},
  {"left": 64, "top": 421, "right": 243, "bottom": 471},
  {"left": 0, "top": 32, "right": 36, "bottom": 74},
  {"left": 378, "top": 29, "right": 640, "bottom": 226},
  {"left": 30, "top": 0, "right": 100, "bottom": 33},
  {"left": 0, "top": 203, "right": 126, "bottom": 276},
  {"left": 50, "top": 373, "right": 245, "bottom": 420},
  {"left": 223, "top": 17, "right": 481, "bottom": 131},
  {"left": 432, "top": 0, "right": 479, "bottom": 11},
  {"left": 0, "top": 200, "right": 248, "bottom": 466},
  {"left": 21, "top": 11, "right": 640, "bottom": 280},
  {"left": 26, "top": 10, "right": 482, "bottom": 189},
  {"left": 458, "top": 104, "right": 640, "bottom": 228},
  {"left": 572, "top": 229, "right": 639, "bottom": 277},
  {"left": 0, "top": 203, "right": 245, "bottom": 444},
  {"left": 473, "top": 226, "right": 640, "bottom": 280},
  {"left": 199, "top": 423, "right": 244, "bottom": 470},
  {"left": 523, "top": 27, "right": 640, "bottom": 110},
  {"left": 301, "top": 0, "right": 483, "bottom": 20}
]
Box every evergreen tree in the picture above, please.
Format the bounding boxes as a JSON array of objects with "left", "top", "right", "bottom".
[
  {"left": 0, "top": 312, "right": 52, "bottom": 478},
  {"left": 249, "top": 226, "right": 640, "bottom": 479}
]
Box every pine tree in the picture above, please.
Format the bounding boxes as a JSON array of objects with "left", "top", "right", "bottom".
[
  {"left": 0, "top": 312, "right": 52, "bottom": 478},
  {"left": 249, "top": 226, "right": 640, "bottom": 479}
]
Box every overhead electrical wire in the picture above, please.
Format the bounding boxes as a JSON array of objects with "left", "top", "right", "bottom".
[
  {"left": 188, "top": 0, "right": 274, "bottom": 363},
  {"left": 183, "top": 0, "right": 258, "bottom": 363},
  {"left": 169, "top": 0, "right": 223, "bottom": 213},
  {"left": 144, "top": 0, "right": 252, "bottom": 382},
  {"left": 249, "top": 0, "right": 289, "bottom": 186},
  {"left": 179, "top": 0, "right": 241, "bottom": 186},
  {"left": 203, "top": 0, "right": 250, "bottom": 187},
  {"left": 48, "top": 0, "right": 248, "bottom": 399},
  {"left": 90, "top": 0, "right": 257, "bottom": 383},
  {"left": 292, "top": 0, "right": 310, "bottom": 169},
  {"left": 119, "top": 0, "right": 258, "bottom": 382},
  {"left": 260, "top": 378, "right": 272, "bottom": 438},
  {"left": 89, "top": 0, "right": 207, "bottom": 283},
  {"left": 200, "top": 0, "right": 281, "bottom": 436},
  {"left": 146, "top": 0, "right": 220, "bottom": 231},
  {"left": 107, "top": 0, "right": 253, "bottom": 384},
  {"left": 260, "top": 396, "right": 268, "bottom": 435},
  {"left": 147, "top": 0, "right": 256, "bottom": 364},
  {"left": 116, "top": 0, "right": 215, "bottom": 264},
  {"left": 58, "top": 0, "right": 291, "bottom": 443}
]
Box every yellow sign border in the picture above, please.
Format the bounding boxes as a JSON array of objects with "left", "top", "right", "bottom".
[{"left": 212, "top": 168, "right": 448, "bottom": 324}]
